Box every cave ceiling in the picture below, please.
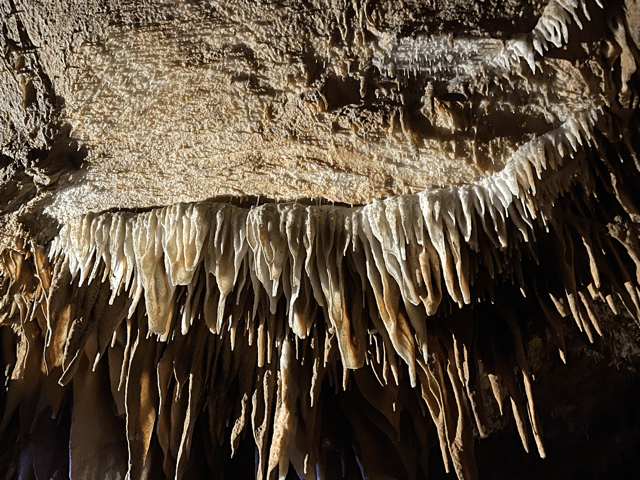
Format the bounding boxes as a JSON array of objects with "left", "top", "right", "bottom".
[{"left": 2, "top": 0, "right": 640, "bottom": 479}]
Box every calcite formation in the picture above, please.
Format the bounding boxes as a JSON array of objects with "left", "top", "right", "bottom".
[{"left": 2, "top": 0, "right": 640, "bottom": 479}]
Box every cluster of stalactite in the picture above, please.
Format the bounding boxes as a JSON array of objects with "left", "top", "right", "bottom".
[
  {"left": 2, "top": 1, "right": 640, "bottom": 479},
  {"left": 0, "top": 109, "right": 639, "bottom": 479},
  {"left": 375, "top": 0, "right": 603, "bottom": 77}
]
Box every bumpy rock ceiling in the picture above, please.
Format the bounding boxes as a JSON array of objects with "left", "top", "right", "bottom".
[{"left": 2, "top": 0, "right": 640, "bottom": 479}]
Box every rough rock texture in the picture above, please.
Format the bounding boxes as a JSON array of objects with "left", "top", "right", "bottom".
[{"left": 2, "top": 0, "right": 640, "bottom": 479}]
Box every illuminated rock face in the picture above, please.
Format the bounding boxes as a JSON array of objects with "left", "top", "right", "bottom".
[{"left": 2, "top": 0, "right": 640, "bottom": 479}]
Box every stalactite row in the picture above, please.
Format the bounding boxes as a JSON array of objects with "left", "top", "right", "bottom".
[
  {"left": 2, "top": 165, "right": 640, "bottom": 480},
  {"left": 48, "top": 108, "right": 599, "bottom": 345},
  {"left": 0, "top": 149, "right": 638, "bottom": 479},
  {"left": 0, "top": 244, "right": 544, "bottom": 480},
  {"left": 2, "top": 1, "right": 640, "bottom": 479},
  {"left": 1, "top": 103, "right": 638, "bottom": 479}
]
